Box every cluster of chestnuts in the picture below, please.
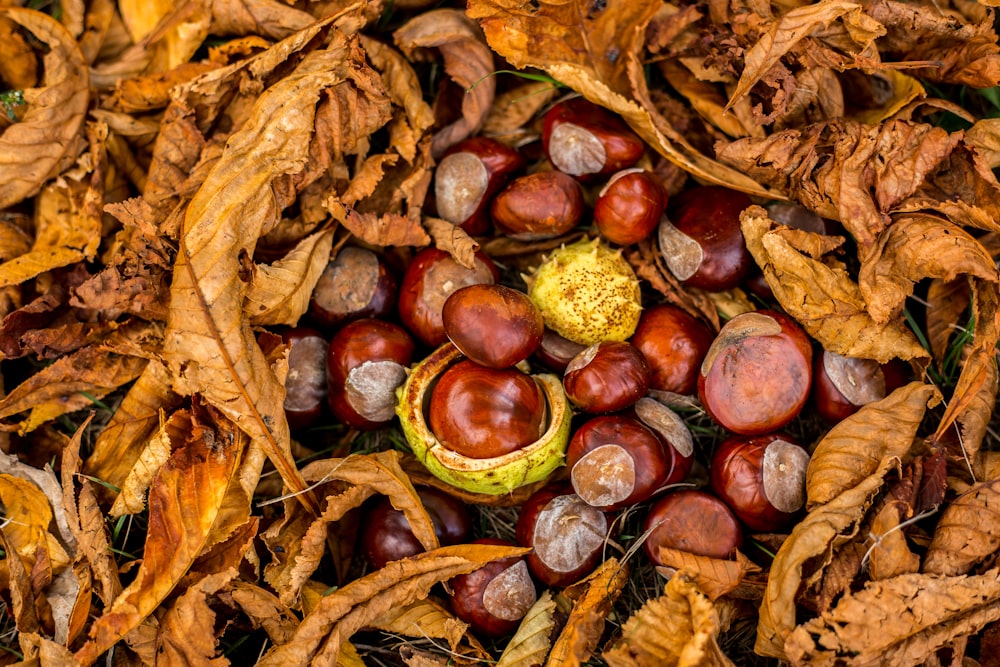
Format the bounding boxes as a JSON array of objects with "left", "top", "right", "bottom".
[{"left": 275, "top": 96, "right": 911, "bottom": 638}]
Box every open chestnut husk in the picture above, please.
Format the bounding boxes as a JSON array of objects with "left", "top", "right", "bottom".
[
  {"left": 709, "top": 433, "right": 810, "bottom": 533},
  {"left": 698, "top": 310, "right": 812, "bottom": 435},
  {"left": 448, "top": 538, "right": 537, "bottom": 637},
  {"left": 515, "top": 482, "right": 609, "bottom": 587},
  {"left": 396, "top": 344, "right": 572, "bottom": 495},
  {"left": 642, "top": 489, "right": 744, "bottom": 564}
]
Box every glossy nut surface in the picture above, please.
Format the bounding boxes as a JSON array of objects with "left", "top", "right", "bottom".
[
  {"left": 360, "top": 486, "right": 473, "bottom": 569},
  {"left": 594, "top": 169, "right": 667, "bottom": 246},
  {"left": 629, "top": 304, "right": 714, "bottom": 396},
  {"left": 281, "top": 327, "right": 328, "bottom": 432},
  {"left": 309, "top": 246, "right": 397, "bottom": 328},
  {"left": 567, "top": 414, "right": 671, "bottom": 511},
  {"left": 398, "top": 247, "right": 499, "bottom": 347},
  {"left": 326, "top": 318, "right": 415, "bottom": 430},
  {"left": 442, "top": 283, "right": 544, "bottom": 368},
  {"left": 812, "top": 349, "right": 909, "bottom": 423},
  {"left": 428, "top": 360, "right": 546, "bottom": 459},
  {"left": 435, "top": 137, "right": 525, "bottom": 236},
  {"left": 563, "top": 341, "right": 650, "bottom": 413},
  {"left": 515, "top": 483, "right": 609, "bottom": 587},
  {"left": 490, "top": 170, "right": 584, "bottom": 240},
  {"left": 698, "top": 310, "right": 812, "bottom": 435},
  {"left": 658, "top": 186, "right": 753, "bottom": 291},
  {"left": 642, "top": 489, "right": 744, "bottom": 563},
  {"left": 709, "top": 433, "right": 810, "bottom": 533},
  {"left": 542, "top": 98, "right": 644, "bottom": 179},
  {"left": 448, "top": 538, "right": 536, "bottom": 637}
]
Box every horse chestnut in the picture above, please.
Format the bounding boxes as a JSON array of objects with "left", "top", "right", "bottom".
[
  {"left": 629, "top": 304, "right": 714, "bottom": 396},
  {"left": 309, "top": 246, "right": 397, "bottom": 328},
  {"left": 642, "top": 489, "right": 743, "bottom": 564},
  {"left": 709, "top": 433, "right": 810, "bottom": 533},
  {"left": 442, "top": 284, "right": 544, "bottom": 369},
  {"left": 593, "top": 169, "right": 667, "bottom": 246},
  {"left": 490, "top": 171, "right": 584, "bottom": 240},
  {"left": 698, "top": 310, "right": 812, "bottom": 435},
  {"left": 281, "top": 327, "right": 328, "bottom": 432},
  {"left": 812, "top": 349, "right": 909, "bottom": 423},
  {"left": 562, "top": 341, "right": 650, "bottom": 413},
  {"left": 448, "top": 538, "right": 537, "bottom": 637},
  {"left": 542, "top": 98, "right": 644, "bottom": 179},
  {"left": 435, "top": 137, "right": 525, "bottom": 235}
]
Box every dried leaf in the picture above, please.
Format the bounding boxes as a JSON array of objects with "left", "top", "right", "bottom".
[
  {"left": 424, "top": 216, "right": 479, "bottom": 269},
  {"left": 246, "top": 227, "right": 335, "bottom": 326},
  {"left": 0, "top": 474, "right": 70, "bottom": 581},
  {"left": 604, "top": 572, "right": 734, "bottom": 667},
  {"left": 785, "top": 567, "right": 1000, "bottom": 665},
  {"left": 228, "top": 581, "right": 300, "bottom": 646},
  {"left": 806, "top": 382, "right": 941, "bottom": 509},
  {"left": 153, "top": 568, "right": 237, "bottom": 666},
  {"left": 955, "top": 352, "right": 998, "bottom": 480},
  {"left": 655, "top": 547, "right": 761, "bottom": 601},
  {"left": 923, "top": 478, "right": 1000, "bottom": 576},
  {"left": 466, "top": 0, "right": 781, "bottom": 198},
  {"left": 547, "top": 558, "right": 629, "bottom": 667},
  {"left": 0, "top": 7, "right": 89, "bottom": 209},
  {"left": 966, "top": 118, "right": 1000, "bottom": 169},
  {"left": 109, "top": 410, "right": 183, "bottom": 517},
  {"left": 497, "top": 590, "right": 557, "bottom": 667},
  {"left": 394, "top": 9, "right": 496, "bottom": 157},
  {"left": 741, "top": 207, "right": 927, "bottom": 363},
  {"left": 482, "top": 81, "right": 559, "bottom": 138},
  {"left": 926, "top": 277, "right": 970, "bottom": 366},
  {"left": 370, "top": 598, "right": 474, "bottom": 655},
  {"left": 74, "top": 406, "right": 246, "bottom": 664},
  {"left": 726, "top": 1, "right": 883, "bottom": 112},
  {"left": 756, "top": 458, "right": 899, "bottom": 659},
  {"left": 258, "top": 544, "right": 530, "bottom": 667},
  {"left": 865, "top": 499, "right": 920, "bottom": 581}
]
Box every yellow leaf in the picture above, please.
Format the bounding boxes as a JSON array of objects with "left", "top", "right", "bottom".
[
  {"left": 497, "top": 590, "right": 557, "bottom": 667},
  {"left": 246, "top": 227, "right": 335, "bottom": 327},
  {"left": 547, "top": 558, "right": 629, "bottom": 667}
]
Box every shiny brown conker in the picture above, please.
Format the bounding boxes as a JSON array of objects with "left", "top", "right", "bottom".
[
  {"left": 542, "top": 98, "right": 644, "bottom": 179},
  {"left": 427, "top": 360, "right": 547, "bottom": 459},
  {"left": 448, "top": 538, "right": 537, "bottom": 637},
  {"left": 309, "top": 246, "right": 398, "bottom": 328},
  {"left": 280, "top": 327, "right": 328, "bottom": 432},
  {"left": 442, "top": 284, "right": 544, "bottom": 369},
  {"left": 657, "top": 186, "right": 753, "bottom": 291},
  {"left": 515, "top": 482, "right": 609, "bottom": 587},
  {"left": 531, "top": 328, "right": 587, "bottom": 374},
  {"left": 360, "top": 486, "right": 473, "bottom": 569},
  {"left": 562, "top": 341, "right": 650, "bottom": 413},
  {"left": 642, "top": 489, "right": 744, "bottom": 564},
  {"left": 397, "top": 247, "right": 500, "bottom": 347},
  {"left": 698, "top": 310, "right": 812, "bottom": 435},
  {"left": 434, "top": 137, "right": 526, "bottom": 236},
  {"left": 326, "top": 318, "right": 416, "bottom": 430},
  {"left": 490, "top": 170, "right": 585, "bottom": 241},
  {"left": 629, "top": 304, "right": 714, "bottom": 396},
  {"left": 709, "top": 433, "right": 810, "bottom": 533},
  {"left": 593, "top": 169, "right": 667, "bottom": 246},
  {"left": 811, "top": 349, "right": 910, "bottom": 423}
]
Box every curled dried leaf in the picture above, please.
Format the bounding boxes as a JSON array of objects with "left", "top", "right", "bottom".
[
  {"left": 548, "top": 558, "right": 629, "bottom": 667},
  {"left": 654, "top": 547, "right": 761, "bottom": 601},
  {"left": 497, "top": 590, "right": 557, "bottom": 667},
  {"left": 923, "top": 478, "right": 1000, "bottom": 576}
]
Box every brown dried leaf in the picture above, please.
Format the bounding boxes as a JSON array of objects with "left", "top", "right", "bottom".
[
  {"left": 923, "top": 478, "right": 1000, "bottom": 576},
  {"left": 966, "top": 118, "right": 1000, "bottom": 169},
  {"left": 74, "top": 406, "right": 246, "bottom": 664},
  {"left": 263, "top": 451, "right": 438, "bottom": 605},
  {"left": 394, "top": 9, "right": 496, "bottom": 157},
  {"left": 655, "top": 547, "right": 761, "bottom": 601},
  {"left": 785, "top": 567, "right": 1000, "bottom": 665},
  {"left": 806, "top": 382, "right": 941, "bottom": 509},
  {"left": 547, "top": 558, "right": 629, "bottom": 667},
  {"left": 162, "top": 39, "right": 385, "bottom": 512},
  {"left": 756, "top": 458, "right": 898, "bottom": 659},
  {"left": 497, "top": 590, "right": 557, "bottom": 667},
  {"left": 153, "top": 568, "right": 237, "bottom": 666},
  {"left": 482, "top": 81, "right": 560, "bottom": 138},
  {"left": 955, "top": 351, "right": 998, "bottom": 480},
  {"left": 741, "top": 207, "right": 927, "bottom": 362},
  {"left": 726, "top": 1, "right": 883, "bottom": 113},
  {"left": 424, "top": 216, "right": 479, "bottom": 269},
  {"left": 604, "top": 572, "right": 734, "bottom": 667},
  {"left": 258, "top": 544, "right": 530, "bottom": 667},
  {"left": 109, "top": 409, "right": 185, "bottom": 517},
  {"left": 865, "top": 499, "right": 920, "bottom": 581},
  {"left": 371, "top": 598, "right": 476, "bottom": 655},
  {"left": 466, "top": 0, "right": 780, "bottom": 198},
  {"left": 337, "top": 208, "right": 431, "bottom": 248},
  {"left": 246, "top": 228, "right": 335, "bottom": 327},
  {"left": 926, "top": 277, "right": 970, "bottom": 366},
  {"left": 660, "top": 60, "right": 761, "bottom": 139},
  {"left": 228, "top": 581, "right": 300, "bottom": 646},
  {"left": 0, "top": 7, "right": 89, "bottom": 209},
  {"left": 860, "top": 213, "right": 999, "bottom": 324},
  {"left": 0, "top": 474, "right": 70, "bottom": 588}
]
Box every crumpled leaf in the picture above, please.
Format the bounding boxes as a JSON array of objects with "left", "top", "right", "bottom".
[
  {"left": 153, "top": 568, "right": 238, "bottom": 666},
  {"left": 547, "top": 558, "right": 629, "bottom": 667},
  {"left": 756, "top": 457, "right": 899, "bottom": 659},
  {"left": 371, "top": 598, "right": 488, "bottom": 659},
  {"left": 245, "top": 227, "right": 335, "bottom": 326},
  {"left": 965, "top": 117, "right": 1000, "bottom": 169},
  {"left": 655, "top": 547, "right": 761, "bottom": 601},
  {"left": 162, "top": 35, "right": 388, "bottom": 512},
  {"left": 109, "top": 409, "right": 186, "bottom": 517},
  {"left": 923, "top": 478, "right": 1000, "bottom": 576},
  {"left": 263, "top": 451, "right": 438, "bottom": 606},
  {"left": 497, "top": 590, "right": 557, "bottom": 667},
  {"left": 424, "top": 217, "right": 479, "bottom": 269},
  {"left": 228, "top": 581, "right": 300, "bottom": 646},
  {"left": 726, "top": 1, "right": 884, "bottom": 113},
  {"left": 604, "top": 572, "right": 734, "bottom": 667},
  {"left": 467, "top": 0, "right": 781, "bottom": 198},
  {"left": 0, "top": 474, "right": 71, "bottom": 583},
  {"left": 806, "top": 382, "right": 941, "bottom": 509},
  {"left": 865, "top": 498, "right": 920, "bottom": 581},
  {"left": 859, "top": 213, "right": 999, "bottom": 324},
  {"left": 74, "top": 405, "right": 246, "bottom": 665},
  {"left": 258, "top": 543, "right": 530, "bottom": 667},
  {"left": 0, "top": 7, "right": 89, "bottom": 210},
  {"left": 394, "top": 9, "right": 495, "bottom": 158},
  {"left": 741, "top": 207, "right": 927, "bottom": 362},
  {"left": 785, "top": 567, "right": 1000, "bottom": 666}
]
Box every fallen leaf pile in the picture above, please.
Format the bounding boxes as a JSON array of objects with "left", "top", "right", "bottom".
[{"left": 0, "top": 0, "right": 999, "bottom": 665}]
